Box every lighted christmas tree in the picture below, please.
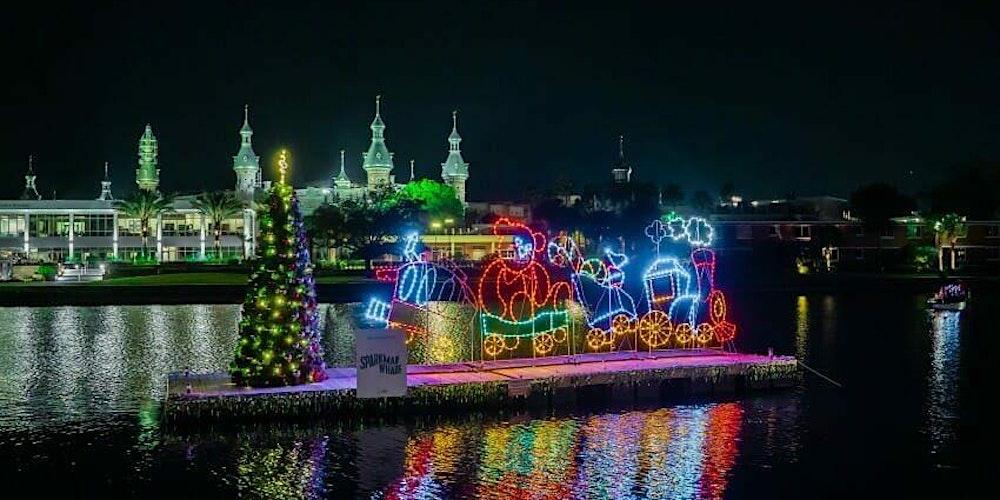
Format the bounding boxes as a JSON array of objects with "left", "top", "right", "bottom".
[{"left": 230, "top": 150, "right": 327, "bottom": 387}]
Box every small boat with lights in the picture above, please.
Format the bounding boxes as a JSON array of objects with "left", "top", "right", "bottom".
[{"left": 927, "top": 282, "right": 968, "bottom": 311}]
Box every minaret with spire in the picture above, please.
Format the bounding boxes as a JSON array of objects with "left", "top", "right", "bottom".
[
  {"left": 611, "top": 134, "right": 632, "bottom": 184},
  {"left": 233, "top": 105, "right": 261, "bottom": 203},
  {"left": 333, "top": 149, "right": 353, "bottom": 191},
  {"left": 362, "top": 95, "right": 395, "bottom": 189},
  {"left": 97, "top": 162, "right": 114, "bottom": 201},
  {"left": 20, "top": 155, "right": 41, "bottom": 200},
  {"left": 135, "top": 124, "right": 160, "bottom": 192},
  {"left": 441, "top": 110, "right": 470, "bottom": 204}
]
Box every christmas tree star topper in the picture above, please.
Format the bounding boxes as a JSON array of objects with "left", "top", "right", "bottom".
[{"left": 278, "top": 149, "right": 289, "bottom": 185}]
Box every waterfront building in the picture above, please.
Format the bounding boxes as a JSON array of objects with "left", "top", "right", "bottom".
[
  {"left": 0, "top": 98, "right": 478, "bottom": 264},
  {"left": 1, "top": 118, "right": 256, "bottom": 263},
  {"left": 465, "top": 201, "right": 532, "bottom": 222},
  {"left": 708, "top": 197, "right": 1000, "bottom": 271},
  {"left": 0, "top": 197, "right": 250, "bottom": 263}
]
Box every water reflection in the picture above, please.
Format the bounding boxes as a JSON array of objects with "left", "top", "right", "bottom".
[
  {"left": 0, "top": 305, "right": 241, "bottom": 430},
  {"left": 793, "top": 295, "right": 841, "bottom": 369},
  {"left": 323, "top": 304, "right": 361, "bottom": 366},
  {"left": 235, "top": 436, "right": 329, "bottom": 499},
  {"left": 0, "top": 293, "right": 985, "bottom": 495},
  {"left": 368, "top": 404, "right": 743, "bottom": 499},
  {"left": 820, "top": 295, "right": 837, "bottom": 351},
  {"left": 925, "top": 310, "right": 960, "bottom": 465},
  {"left": 0, "top": 309, "right": 34, "bottom": 434},
  {"left": 477, "top": 419, "right": 579, "bottom": 498},
  {"left": 795, "top": 295, "right": 809, "bottom": 362}
]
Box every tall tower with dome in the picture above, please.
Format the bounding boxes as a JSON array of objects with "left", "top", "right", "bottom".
[
  {"left": 362, "top": 95, "right": 395, "bottom": 189},
  {"left": 233, "top": 105, "right": 261, "bottom": 203},
  {"left": 135, "top": 125, "right": 160, "bottom": 192},
  {"left": 441, "top": 110, "right": 470, "bottom": 204}
]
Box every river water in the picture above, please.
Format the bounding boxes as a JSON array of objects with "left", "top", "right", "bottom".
[{"left": 0, "top": 291, "right": 991, "bottom": 497}]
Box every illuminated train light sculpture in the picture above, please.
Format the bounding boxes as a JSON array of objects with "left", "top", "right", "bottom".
[
  {"left": 477, "top": 220, "right": 574, "bottom": 356},
  {"left": 641, "top": 216, "right": 735, "bottom": 347},
  {"left": 367, "top": 216, "right": 736, "bottom": 360},
  {"left": 562, "top": 245, "right": 641, "bottom": 351},
  {"left": 365, "top": 233, "right": 475, "bottom": 343}
]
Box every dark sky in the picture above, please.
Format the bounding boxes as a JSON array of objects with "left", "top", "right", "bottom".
[{"left": 2, "top": 1, "right": 999, "bottom": 201}]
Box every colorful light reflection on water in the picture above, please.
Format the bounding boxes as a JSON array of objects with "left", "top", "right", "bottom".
[
  {"left": 376, "top": 404, "right": 743, "bottom": 499},
  {"left": 0, "top": 291, "right": 987, "bottom": 497}
]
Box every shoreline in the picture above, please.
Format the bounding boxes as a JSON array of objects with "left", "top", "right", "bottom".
[
  {"left": 0, "top": 282, "right": 392, "bottom": 306},
  {"left": 2, "top": 273, "right": 997, "bottom": 306}
]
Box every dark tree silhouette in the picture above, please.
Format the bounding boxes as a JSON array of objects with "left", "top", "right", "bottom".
[
  {"left": 661, "top": 183, "right": 684, "bottom": 208},
  {"left": 719, "top": 180, "right": 736, "bottom": 203},
  {"left": 927, "top": 162, "right": 1000, "bottom": 219},
  {"left": 849, "top": 182, "right": 914, "bottom": 270},
  {"left": 691, "top": 190, "right": 714, "bottom": 214}
]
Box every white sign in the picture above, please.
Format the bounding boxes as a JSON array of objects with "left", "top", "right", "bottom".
[{"left": 355, "top": 328, "right": 407, "bottom": 398}]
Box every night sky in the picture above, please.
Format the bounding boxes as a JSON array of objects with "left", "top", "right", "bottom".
[{"left": 3, "top": 1, "right": 999, "bottom": 201}]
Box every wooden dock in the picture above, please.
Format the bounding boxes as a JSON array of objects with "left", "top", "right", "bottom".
[{"left": 163, "top": 349, "right": 797, "bottom": 424}]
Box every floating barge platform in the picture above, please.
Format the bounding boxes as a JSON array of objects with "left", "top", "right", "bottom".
[{"left": 163, "top": 349, "right": 797, "bottom": 424}]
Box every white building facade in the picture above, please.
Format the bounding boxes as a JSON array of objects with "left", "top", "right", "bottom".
[
  {"left": 1, "top": 97, "right": 473, "bottom": 263},
  {"left": 1, "top": 114, "right": 258, "bottom": 263}
]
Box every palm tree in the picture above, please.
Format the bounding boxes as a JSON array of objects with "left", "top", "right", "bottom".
[
  {"left": 115, "top": 191, "right": 174, "bottom": 261},
  {"left": 931, "top": 213, "right": 965, "bottom": 272},
  {"left": 192, "top": 191, "right": 245, "bottom": 260},
  {"left": 813, "top": 224, "right": 842, "bottom": 272}
]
